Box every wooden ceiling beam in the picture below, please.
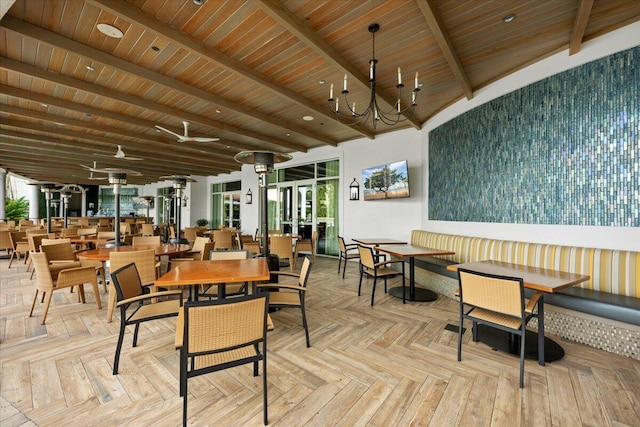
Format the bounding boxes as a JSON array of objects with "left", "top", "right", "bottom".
[
  {"left": 569, "top": 0, "right": 594, "bottom": 55},
  {"left": 87, "top": 0, "right": 350, "bottom": 143},
  {"left": 256, "top": 0, "right": 422, "bottom": 132},
  {"left": 417, "top": 0, "right": 473, "bottom": 100},
  {"left": 0, "top": 16, "right": 312, "bottom": 151}
]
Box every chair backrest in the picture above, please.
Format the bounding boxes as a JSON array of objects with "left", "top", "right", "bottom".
[
  {"left": 457, "top": 269, "right": 525, "bottom": 318},
  {"left": 19, "top": 219, "right": 35, "bottom": 227},
  {"left": 243, "top": 242, "right": 261, "bottom": 255},
  {"left": 191, "top": 236, "right": 211, "bottom": 253},
  {"left": 61, "top": 226, "right": 80, "bottom": 237},
  {"left": 132, "top": 235, "right": 161, "bottom": 246},
  {"left": 184, "top": 227, "right": 199, "bottom": 244},
  {"left": 40, "top": 241, "right": 77, "bottom": 262},
  {"left": 9, "top": 231, "right": 26, "bottom": 249},
  {"left": 182, "top": 293, "right": 268, "bottom": 355},
  {"left": 268, "top": 229, "right": 282, "bottom": 235},
  {"left": 209, "top": 250, "right": 248, "bottom": 260},
  {"left": 110, "top": 249, "right": 157, "bottom": 284},
  {"left": 298, "top": 257, "right": 312, "bottom": 287},
  {"left": 28, "top": 233, "right": 57, "bottom": 252},
  {"left": 110, "top": 262, "right": 144, "bottom": 302},
  {"left": 141, "top": 223, "right": 155, "bottom": 236},
  {"left": 25, "top": 227, "right": 45, "bottom": 235},
  {"left": 97, "top": 231, "right": 116, "bottom": 240},
  {"left": 270, "top": 235, "right": 293, "bottom": 260},
  {"left": 0, "top": 230, "right": 14, "bottom": 251},
  {"left": 120, "top": 222, "right": 131, "bottom": 235},
  {"left": 338, "top": 236, "right": 347, "bottom": 253},
  {"left": 77, "top": 218, "right": 90, "bottom": 227},
  {"left": 41, "top": 238, "right": 67, "bottom": 246},
  {"left": 357, "top": 245, "right": 376, "bottom": 269},
  {"left": 31, "top": 252, "right": 54, "bottom": 287},
  {"left": 77, "top": 227, "right": 97, "bottom": 237},
  {"left": 98, "top": 218, "right": 111, "bottom": 227},
  {"left": 212, "top": 230, "right": 234, "bottom": 250}
]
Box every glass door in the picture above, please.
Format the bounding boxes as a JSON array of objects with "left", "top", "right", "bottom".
[{"left": 275, "top": 180, "right": 315, "bottom": 238}]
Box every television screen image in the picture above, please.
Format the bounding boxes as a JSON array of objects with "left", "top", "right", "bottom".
[{"left": 362, "top": 160, "right": 410, "bottom": 201}]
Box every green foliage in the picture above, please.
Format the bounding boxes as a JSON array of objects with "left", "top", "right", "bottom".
[
  {"left": 195, "top": 218, "right": 209, "bottom": 227},
  {"left": 5, "top": 197, "right": 29, "bottom": 221},
  {"left": 364, "top": 166, "right": 404, "bottom": 195}
]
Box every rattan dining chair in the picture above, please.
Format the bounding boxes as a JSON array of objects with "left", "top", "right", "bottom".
[
  {"left": 30, "top": 251, "right": 102, "bottom": 325},
  {"left": 198, "top": 250, "right": 249, "bottom": 299},
  {"left": 132, "top": 235, "right": 161, "bottom": 246},
  {"left": 177, "top": 293, "right": 269, "bottom": 426},
  {"left": 108, "top": 248, "right": 160, "bottom": 323},
  {"left": 358, "top": 245, "right": 405, "bottom": 306},
  {"left": 140, "top": 223, "right": 155, "bottom": 236},
  {"left": 111, "top": 263, "right": 183, "bottom": 375},
  {"left": 212, "top": 230, "right": 234, "bottom": 250},
  {"left": 257, "top": 256, "right": 313, "bottom": 347},
  {"left": 270, "top": 235, "right": 294, "bottom": 272},
  {"left": 457, "top": 268, "right": 542, "bottom": 388},
  {"left": 293, "top": 231, "right": 317, "bottom": 269},
  {"left": 8, "top": 231, "right": 29, "bottom": 268},
  {"left": 337, "top": 236, "right": 360, "bottom": 278}
]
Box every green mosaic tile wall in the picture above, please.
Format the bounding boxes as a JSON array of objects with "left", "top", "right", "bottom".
[{"left": 429, "top": 47, "right": 639, "bottom": 226}]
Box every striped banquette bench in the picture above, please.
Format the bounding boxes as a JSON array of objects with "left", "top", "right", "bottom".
[{"left": 410, "top": 230, "right": 640, "bottom": 359}]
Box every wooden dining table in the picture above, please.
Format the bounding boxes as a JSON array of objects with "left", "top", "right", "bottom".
[
  {"left": 352, "top": 238, "right": 407, "bottom": 247},
  {"left": 375, "top": 245, "right": 455, "bottom": 302},
  {"left": 447, "top": 260, "right": 591, "bottom": 364},
  {"left": 155, "top": 258, "right": 270, "bottom": 300}
]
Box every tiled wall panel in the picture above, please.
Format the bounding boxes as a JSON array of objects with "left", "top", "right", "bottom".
[{"left": 429, "top": 47, "right": 639, "bottom": 226}]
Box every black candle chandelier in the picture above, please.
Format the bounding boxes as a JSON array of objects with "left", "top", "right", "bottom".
[{"left": 328, "top": 23, "right": 420, "bottom": 129}]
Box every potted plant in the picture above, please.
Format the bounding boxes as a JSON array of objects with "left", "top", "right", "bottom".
[{"left": 195, "top": 218, "right": 209, "bottom": 228}]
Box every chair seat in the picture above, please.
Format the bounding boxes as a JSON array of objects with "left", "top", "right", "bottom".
[
  {"left": 266, "top": 291, "right": 300, "bottom": 306},
  {"left": 343, "top": 253, "right": 360, "bottom": 259},
  {"left": 370, "top": 266, "right": 402, "bottom": 277},
  {"left": 468, "top": 307, "right": 523, "bottom": 330},
  {"left": 130, "top": 299, "right": 182, "bottom": 322},
  {"left": 201, "top": 283, "right": 246, "bottom": 297},
  {"left": 194, "top": 346, "right": 259, "bottom": 369}
]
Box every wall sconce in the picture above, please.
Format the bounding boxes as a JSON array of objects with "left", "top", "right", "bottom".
[
  {"left": 349, "top": 178, "right": 360, "bottom": 201},
  {"left": 182, "top": 195, "right": 188, "bottom": 207},
  {"left": 246, "top": 189, "right": 253, "bottom": 204}
]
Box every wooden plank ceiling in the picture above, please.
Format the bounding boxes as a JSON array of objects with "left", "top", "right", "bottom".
[{"left": 1, "top": 0, "right": 639, "bottom": 185}]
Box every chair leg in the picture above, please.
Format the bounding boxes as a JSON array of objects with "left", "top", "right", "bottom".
[
  {"left": 263, "top": 351, "right": 268, "bottom": 426},
  {"left": 133, "top": 323, "right": 141, "bottom": 347},
  {"left": 342, "top": 257, "right": 348, "bottom": 278},
  {"left": 358, "top": 271, "right": 364, "bottom": 296},
  {"left": 107, "top": 283, "right": 116, "bottom": 323},
  {"left": 90, "top": 279, "right": 102, "bottom": 310},
  {"left": 371, "top": 277, "right": 378, "bottom": 306},
  {"left": 29, "top": 289, "right": 39, "bottom": 317},
  {"left": 113, "top": 319, "right": 126, "bottom": 375},
  {"left": 519, "top": 328, "right": 525, "bottom": 388},
  {"left": 41, "top": 291, "right": 53, "bottom": 325},
  {"left": 301, "top": 297, "right": 310, "bottom": 347},
  {"left": 472, "top": 322, "right": 479, "bottom": 341}
]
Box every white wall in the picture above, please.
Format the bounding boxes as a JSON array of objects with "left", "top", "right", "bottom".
[{"left": 421, "top": 21, "right": 640, "bottom": 251}]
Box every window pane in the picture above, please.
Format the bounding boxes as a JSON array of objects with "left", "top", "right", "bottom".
[
  {"left": 280, "top": 165, "right": 315, "bottom": 182},
  {"left": 317, "top": 160, "right": 339, "bottom": 178}
]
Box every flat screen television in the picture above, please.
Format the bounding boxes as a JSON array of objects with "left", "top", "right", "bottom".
[{"left": 362, "top": 160, "right": 410, "bottom": 201}]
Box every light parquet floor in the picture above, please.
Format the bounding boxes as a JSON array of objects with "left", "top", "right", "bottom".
[{"left": 1, "top": 254, "right": 639, "bottom": 426}]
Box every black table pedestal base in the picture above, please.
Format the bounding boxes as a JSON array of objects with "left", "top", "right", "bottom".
[
  {"left": 388, "top": 286, "right": 438, "bottom": 302},
  {"left": 475, "top": 325, "right": 564, "bottom": 363}
]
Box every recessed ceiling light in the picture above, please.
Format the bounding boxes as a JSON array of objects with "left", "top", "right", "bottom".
[
  {"left": 503, "top": 14, "right": 516, "bottom": 23},
  {"left": 215, "top": 109, "right": 221, "bottom": 114},
  {"left": 86, "top": 64, "right": 95, "bottom": 71},
  {"left": 286, "top": 133, "right": 291, "bottom": 137},
  {"left": 319, "top": 80, "right": 326, "bottom": 85},
  {"left": 302, "top": 115, "right": 314, "bottom": 121},
  {"left": 151, "top": 46, "right": 160, "bottom": 52},
  {"left": 40, "top": 103, "right": 48, "bottom": 107},
  {"left": 97, "top": 23, "right": 124, "bottom": 39}
]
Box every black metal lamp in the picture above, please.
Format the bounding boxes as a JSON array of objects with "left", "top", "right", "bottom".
[
  {"left": 234, "top": 151, "right": 292, "bottom": 258},
  {"left": 349, "top": 178, "right": 360, "bottom": 201},
  {"left": 141, "top": 195, "right": 154, "bottom": 224},
  {"left": 160, "top": 175, "right": 196, "bottom": 244},
  {"left": 246, "top": 189, "right": 253, "bottom": 204}
]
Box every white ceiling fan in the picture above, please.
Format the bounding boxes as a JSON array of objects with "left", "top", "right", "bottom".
[
  {"left": 87, "top": 161, "right": 107, "bottom": 180},
  {"left": 155, "top": 121, "right": 220, "bottom": 143},
  {"left": 94, "top": 145, "right": 144, "bottom": 161}
]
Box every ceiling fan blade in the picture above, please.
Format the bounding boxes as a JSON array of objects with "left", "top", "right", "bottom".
[
  {"left": 122, "top": 156, "right": 144, "bottom": 161},
  {"left": 190, "top": 137, "right": 220, "bottom": 143},
  {"left": 155, "top": 125, "right": 183, "bottom": 139}
]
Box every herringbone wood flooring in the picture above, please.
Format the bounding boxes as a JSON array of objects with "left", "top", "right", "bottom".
[{"left": 1, "top": 254, "right": 639, "bottom": 426}]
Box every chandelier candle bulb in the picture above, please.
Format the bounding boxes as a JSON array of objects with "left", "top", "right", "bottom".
[
  {"left": 330, "top": 83, "right": 334, "bottom": 100},
  {"left": 335, "top": 97, "right": 339, "bottom": 112},
  {"left": 397, "top": 99, "right": 401, "bottom": 113},
  {"left": 370, "top": 61, "right": 374, "bottom": 80},
  {"left": 343, "top": 74, "right": 347, "bottom": 91},
  {"left": 415, "top": 72, "right": 418, "bottom": 89},
  {"left": 412, "top": 91, "right": 416, "bottom": 105},
  {"left": 352, "top": 102, "right": 356, "bottom": 116},
  {"left": 398, "top": 67, "right": 402, "bottom": 85}
]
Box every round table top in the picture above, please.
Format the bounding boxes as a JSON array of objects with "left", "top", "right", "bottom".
[{"left": 76, "top": 243, "right": 191, "bottom": 261}]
